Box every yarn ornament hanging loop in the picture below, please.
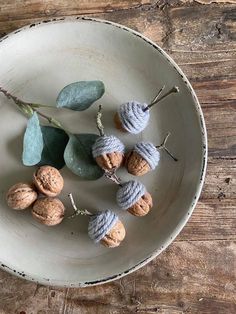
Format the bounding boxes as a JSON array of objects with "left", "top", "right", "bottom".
[
  {"left": 92, "top": 105, "right": 125, "bottom": 171},
  {"left": 114, "top": 85, "right": 179, "bottom": 134},
  {"left": 67, "top": 193, "right": 126, "bottom": 248},
  {"left": 125, "top": 132, "right": 178, "bottom": 177},
  {"left": 104, "top": 169, "right": 122, "bottom": 186}
]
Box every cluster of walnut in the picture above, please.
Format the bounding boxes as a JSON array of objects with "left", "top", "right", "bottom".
[
  {"left": 6, "top": 166, "right": 126, "bottom": 248},
  {"left": 6, "top": 166, "right": 65, "bottom": 226}
]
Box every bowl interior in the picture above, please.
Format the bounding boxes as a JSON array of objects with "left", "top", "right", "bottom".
[{"left": 0, "top": 19, "right": 206, "bottom": 286}]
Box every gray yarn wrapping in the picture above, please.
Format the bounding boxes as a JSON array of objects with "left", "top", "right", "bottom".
[
  {"left": 134, "top": 142, "right": 160, "bottom": 170},
  {"left": 118, "top": 101, "right": 150, "bottom": 134},
  {"left": 92, "top": 135, "right": 125, "bottom": 158},
  {"left": 88, "top": 210, "right": 118, "bottom": 243},
  {"left": 116, "top": 180, "right": 146, "bottom": 210}
]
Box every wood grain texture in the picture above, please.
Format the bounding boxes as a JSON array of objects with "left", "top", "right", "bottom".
[
  {"left": 0, "top": 241, "right": 235, "bottom": 313},
  {"left": 195, "top": 0, "right": 236, "bottom": 4},
  {"left": 0, "top": 0, "right": 235, "bottom": 313},
  {"left": 0, "top": 0, "right": 155, "bottom": 21}
]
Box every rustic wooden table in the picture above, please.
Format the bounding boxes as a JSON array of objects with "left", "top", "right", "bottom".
[{"left": 0, "top": 1, "right": 235, "bottom": 313}]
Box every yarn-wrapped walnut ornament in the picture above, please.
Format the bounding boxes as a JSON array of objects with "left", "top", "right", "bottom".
[
  {"left": 115, "top": 86, "right": 179, "bottom": 134},
  {"left": 105, "top": 172, "right": 153, "bottom": 217},
  {"left": 68, "top": 193, "right": 126, "bottom": 248},
  {"left": 125, "top": 133, "right": 177, "bottom": 176},
  {"left": 92, "top": 105, "right": 125, "bottom": 170},
  {"left": 114, "top": 101, "right": 150, "bottom": 134},
  {"left": 88, "top": 210, "right": 126, "bottom": 248},
  {"left": 116, "top": 180, "right": 153, "bottom": 217},
  {"left": 126, "top": 142, "right": 160, "bottom": 176}
]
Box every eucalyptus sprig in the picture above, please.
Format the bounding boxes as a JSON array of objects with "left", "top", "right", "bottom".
[
  {"left": 0, "top": 86, "right": 63, "bottom": 129},
  {"left": 0, "top": 81, "right": 105, "bottom": 179}
]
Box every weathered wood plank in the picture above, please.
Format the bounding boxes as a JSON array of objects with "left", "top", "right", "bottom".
[
  {"left": 0, "top": 240, "right": 235, "bottom": 313},
  {"left": 193, "top": 79, "right": 236, "bottom": 104},
  {"left": 192, "top": 80, "right": 236, "bottom": 159},
  {"left": 180, "top": 199, "right": 236, "bottom": 241},
  {"left": 202, "top": 158, "right": 236, "bottom": 200},
  {"left": 0, "top": 7, "right": 167, "bottom": 42},
  {"left": 178, "top": 157, "right": 236, "bottom": 241},
  {"left": 0, "top": 0, "right": 154, "bottom": 22},
  {"left": 165, "top": 4, "right": 236, "bottom": 81},
  {"left": 195, "top": 0, "right": 236, "bottom": 3},
  {"left": 166, "top": 3, "right": 236, "bottom": 50},
  {"left": 0, "top": 1, "right": 235, "bottom": 313},
  {"left": 203, "top": 106, "right": 236, "bottom": 157}
]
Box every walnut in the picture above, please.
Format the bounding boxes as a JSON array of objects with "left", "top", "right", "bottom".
[
  {"left": 32, "top": 197, "right": 65, "bottom": 226},
  {"left": 101, "top": 220, "right": 126, "bottom": 248},
  {"left": 95, "top": 152, "right": 124, "bottom": 170},
  {"left": 125, "top": 151, "right": 151, "bottom": 176},
  {"left": 128, "top": 192, "right": 153, "bottom": 217},
  {"left": 33, "top": 166, "right": 64, "bottom": 197},
  {"left": 6, "top": 183, "right": 38, "bottom": 210}
]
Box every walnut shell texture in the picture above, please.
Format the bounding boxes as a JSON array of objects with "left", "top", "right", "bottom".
[
  {"left": 33, "top": 166, "right": 64, "bottom": 197},
  {"left": 95, "top": 152, "right": 124, "bottom": 170},
  {"left": 6, "top": 183, "right": 38, "bottom": 210},
  {"left": 32, "top": 197, "right": 65, "bottom": 226},
  {"left": 114, "top": 112, "right": 127, "bottom": 132},
  {"left": 101, "top": 220, "right": 126, "bottom": 248},
  {"left": 128, "top": 192, "right": 153, "bottom": 217},
  {"left": 125, "top": 151, "right": 151, "bottom": 176}
]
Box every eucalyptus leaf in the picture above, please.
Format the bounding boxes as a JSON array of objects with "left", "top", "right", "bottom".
[
  {"left": 22, "top": 112, "right": 44, "bottom": 166},
  {"left": 56, "top": 81, "right": 105, "bottom": 111},
  {"left": 64, "top": 133, "right": 104, "bottom": 180},
  {"left": 38, "top": 126, "right": 69, "bottom": 169}
]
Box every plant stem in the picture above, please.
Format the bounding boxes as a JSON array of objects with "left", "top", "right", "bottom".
[
  {"left": 30, "top": 103, "right": 54, "bottom": 109},
  {"left": 104, "top": 169, "right": 122, "bottom": 186},
  {"left": 0, "top": 86, "right": 25, "bottom": 106},
  {"left": 149, "top": 85, "right": 165, "bottom": 106},
  {"left": 156, "top": 132, "right": 178, "bottom": 162},
  {"left": 0, "top": 86, "right": 64, "bottom": 130},
  {"left": 67, "top": 193, "right": 92, "bottom": 219},
  {"left": 96, "top": 104, "right": 105, "bottom": 136},
  {"left": 144, "top": 86, "right": 179, "bottom": 112}
]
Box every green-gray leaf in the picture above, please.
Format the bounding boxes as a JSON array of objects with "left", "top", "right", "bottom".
[
  {"left": 64, "top": 133, "right": 104, "bottom": 180},
  {"left": 22, "top": 112, "right": 44, "bottom": 166},
  {"left": 38, "top": 126, "right": 69, "bottom": 169},
  {"left": 56, "top": 81, "right": 105, "bottom": 111}
]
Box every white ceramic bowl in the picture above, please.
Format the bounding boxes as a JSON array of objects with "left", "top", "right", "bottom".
[{"left": 0, "top": 18, "right": 207, "bottom": 287}]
